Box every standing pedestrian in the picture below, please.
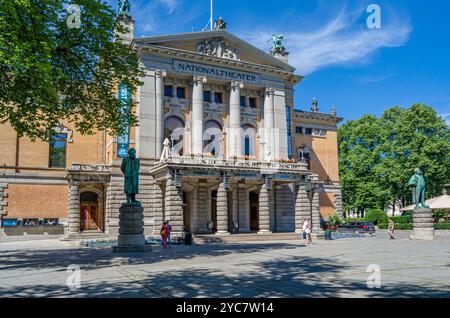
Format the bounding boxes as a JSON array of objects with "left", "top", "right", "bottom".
[
  {"left": 302, "top": 219, "right": 308, "bottom": 245},
  {"left": 305, "top": 219, "right": 312, "bottom": 245},
  {"left": 388, "top": 219, "right": 395, "bottom": 240},
  {"left": 166, "top": 220, "right": 172, "bottom": 248},
  {"left": 160, "top": 222, "right": 168, "bottom": 249}
]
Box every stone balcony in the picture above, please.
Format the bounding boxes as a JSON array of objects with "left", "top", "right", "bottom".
[
  {"left": 65, "top": 164, "right": 112, "bottom": 183},
  {"left": 150, "top": 156, "right": 310, "bottom": 180}
]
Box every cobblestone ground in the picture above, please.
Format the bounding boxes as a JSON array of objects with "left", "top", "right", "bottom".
[{"left": 0, "top": 231, "right": 449, "bottom": 298}]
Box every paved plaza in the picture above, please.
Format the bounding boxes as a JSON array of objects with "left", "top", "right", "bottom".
[{"left": 0, "top": 231, "right": 449, "bottom": 298}]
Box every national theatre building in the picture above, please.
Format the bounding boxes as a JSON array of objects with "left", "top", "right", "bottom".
[{"left": 0, "top": 9, "right": 343, "bottom": 241}]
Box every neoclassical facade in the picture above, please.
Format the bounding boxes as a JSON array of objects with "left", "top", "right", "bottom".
[{"left": 0, "top": 12, "right": 342, "bottom": 241}]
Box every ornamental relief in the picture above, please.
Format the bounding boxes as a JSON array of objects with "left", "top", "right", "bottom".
[{"left": 197, "top": 38, "right": 240, "bottom": 61}]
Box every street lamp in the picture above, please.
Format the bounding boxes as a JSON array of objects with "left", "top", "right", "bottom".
[
  {"left": 265, "top": 175, "right": 273, "bottom": 191},
  {"left": 305, "top": 175, "right": 313, "bottom": 192},
  {"left": 174, "top": 170, "right": 182, "bottom": 189}
]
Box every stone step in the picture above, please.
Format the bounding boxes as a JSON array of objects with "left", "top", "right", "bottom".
[{"left": 193, "top": 233, "right": 301, "bottom": 244}]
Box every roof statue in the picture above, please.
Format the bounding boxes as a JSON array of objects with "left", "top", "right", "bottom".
[
  {"left": 214, "top": 17, "right": 227, "bottom": 30},
  {"left": 311, "top": 98, "right": 319, "bottom": 112},
  {"left": 118, "top": 0, "right": 131, "bottom": 16},
  {"left": 269, "top": 34, "right": 286, "bottom": 55}
]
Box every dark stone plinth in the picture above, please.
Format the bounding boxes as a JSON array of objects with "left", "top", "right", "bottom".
[
  {"left": 112, "top": 204, "right": 150, "bottom": 253},
  {"left": 411, "top": 208, "right": 435, "bottom": 241}
]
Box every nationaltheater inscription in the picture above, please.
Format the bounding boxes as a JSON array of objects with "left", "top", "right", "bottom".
[{"left": 173, "top": 60, "right": 259, "bottom": 84}]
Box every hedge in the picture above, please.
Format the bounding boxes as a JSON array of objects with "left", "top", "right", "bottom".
[
  {"left": 378, "top": 223, "right": 413, "bottom": 230},
  {"left": 434, "top": 223, "right": 450, "bottom": 230},
  {"left": 379, "top": 223, "right": 450, "bottom": 230}
]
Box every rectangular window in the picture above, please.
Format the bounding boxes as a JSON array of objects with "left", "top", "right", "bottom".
[
  {"left": 244, "top": 136, "right": 250, "bottom": 157},
  {"left": 164, "top": 85, "right": 173, "bottom": 97},
  {"left": 295, "top": 127, "right": 303, "bottom": 134},
  {"left": 203, "top": 91, "right": 211, "bottom": 102},
  {"left": 214, "top": 92, "right": 223, "bottom": 104},
  {"left": 305, "top": 128, "right": 313, "bottom": 135},
  {"left": 249, "top": 97, "right": 257, "bottom": 108},
  {"left": 240, "top": 96, "right": 246, "bottom": 107},
  {"left": 49, "top": 133, "right": 67, "bottom": 168},
  {"left": 177, "top": 87, "right": 186, "bottom": 99}
]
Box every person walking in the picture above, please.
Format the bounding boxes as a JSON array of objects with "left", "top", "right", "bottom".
[
  {"left": 305, "top": 220, "right": 312, "bottom": 245},
  {"left": 302, "top": 219, "right": 308, "bottom": 245},
  {"left": 166, "top": 220, "right": 172, "bottom": 248},
  {"left": 160, "top": 222, "right": 168, "bottom": 249},
  {"left": 388, "top": 219, "right": 395, "bottom": 240}
]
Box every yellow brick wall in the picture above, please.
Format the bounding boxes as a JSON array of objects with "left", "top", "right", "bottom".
[
  {"left": 319, "top": 192, "right": 337, "bottom": 218},
  {"left": 6, "top": 184, "right": 68, "bottom": 219},
  {"left": 0, "top": 123, "right": 17, "bottom": 167}
]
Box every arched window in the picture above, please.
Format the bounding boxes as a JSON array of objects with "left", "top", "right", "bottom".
[
  {"left": 242, "top": 124, "right": 257, "bottom": 158},
  {"left": 164, "top": 116, "right": 185, "bottom": 157},
  {"left": 204, "top": 120, "right": 222, "bottom": 157}
]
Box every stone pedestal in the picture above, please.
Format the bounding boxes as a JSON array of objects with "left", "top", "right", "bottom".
[
  {"left": 258, "top": 184, "right": 272, "bottom": 234},
  {"left": 410, "top": 208, "right": 435, "bottom": 241},
  {"left": 113, "top": 204, "right": 150, "bottom": 253},
  {"left": 216, "top": 182, "right": 230, "bottom": 235}
]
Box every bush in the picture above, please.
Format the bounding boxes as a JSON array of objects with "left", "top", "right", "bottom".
[
  {"left": 435, "top": 223, "right": 450, "bottom": 230},
  {"left": 364, "top": 209, "right": 387, "bottom": 225},
  {"left": 378, "top": 223, "right": 413, "bottom": 230},
  {"left": 343, "top": 218, "right": 365, "bottom": 223},
  {"left": 391, "top": 215, "right": 412, "bottom": 224}
]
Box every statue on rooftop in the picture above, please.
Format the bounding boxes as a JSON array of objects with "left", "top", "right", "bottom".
[
  {"left": 214, "top": 17, "right": 227, "bottom": 30},
  {"left": 118, "top": 0, "right": 131, "bottom": 16},
  {"left": 269, "top": 34, "right": 286, "bottom": 55}
]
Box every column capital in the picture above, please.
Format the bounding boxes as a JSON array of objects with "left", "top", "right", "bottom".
[
  {"left": 265, "top": 87, "right": 275, "bottom": 96},
  {"left": 193, "top": 75, "right": 208, "bottom": 85},
  {"left": 230, "top": 81, "right": 244, "bottom": 91},
  {"left": 155, "top": 69, "right": 167, "bottom": 78}
]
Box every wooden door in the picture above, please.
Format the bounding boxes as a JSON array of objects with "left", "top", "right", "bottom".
[
  {"left": 80, "top": 202, "right": 99, "bottom": 231},
  {"left": 211, "top": 190, "right": 218, "bottom": 233},
  {"left": 250, "top": 192, "right": 259, "bottom": 231}
]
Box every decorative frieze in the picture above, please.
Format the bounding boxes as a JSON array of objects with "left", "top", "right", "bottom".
[{"left": 197, "top": 38, "right": 240, "bottom": 61}]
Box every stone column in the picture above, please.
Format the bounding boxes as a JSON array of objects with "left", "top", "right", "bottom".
[
  {"left": 164, "top": 177, "right": 184, "bottom": 239},
  {"left": 228, "top": 81, "right": 244, "bottom": 159},
  {"left": 155, "top": 70, "right": 165, "bottom": 158},
  {"left": 192, "top": 76, "right": 207, "bottom": 156},
  {"left": 216, "top": 181, "right": 229, "bottom": 235},
  {"left": 171, "top": 84, "right": 177, "bottom": 99},
  {"left": 113, "top": 204, "right": 148, "bottom": 253},
  {"left": 334, "top": 190, "right": 343, "bottom": 218},
  {"left": 258, "top": 183, "right": 272, "bottom": 234},
  {"left": 295, "top": 183, "right": 310, "bottom": 233},
  {"left": 67, "top": 181, "right": 80, "bottom": 237},
  {"left": 263, "top": 88, "right": 275, "bottom": 161},
  {"left": 311, "top": 188, "right": 324, "bottom": 238},
  {"left": 411, "top": 208, "right": 435, "bottom": 240}
]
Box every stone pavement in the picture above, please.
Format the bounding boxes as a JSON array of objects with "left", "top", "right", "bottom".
[{"left": 0, "top": 231, "right": 449, "bottom": 298}]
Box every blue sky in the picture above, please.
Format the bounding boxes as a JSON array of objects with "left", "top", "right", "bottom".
[{"left": 108, "top": 0, "right": 450, "bottom": 124}]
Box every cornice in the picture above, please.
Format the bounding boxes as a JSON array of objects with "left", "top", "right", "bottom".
[
  {"left": 135, "top": 43, "right": 303, "bottom": 85},
  {"left": 294, "top": 110, "right": 344, "bottom": 124}
]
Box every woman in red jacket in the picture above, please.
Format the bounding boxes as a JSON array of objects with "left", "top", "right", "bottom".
[{"left": 160, "top": 222, "right": 168, "bottom": 249}]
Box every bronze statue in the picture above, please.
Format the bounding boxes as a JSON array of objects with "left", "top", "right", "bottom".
[
  {"left": 121, "top": 148, "right": 140, "bottom": 205},
  {"left": 408, "top": 168, "right": 429, "bottom": 209},
  {"left": 118, "top": 0, "right": 131, "bottom": 15},
  {"left": 269, "top": 34, "right": 286, "bottom": 55},
  {"left": 214, "top": 17, "right": 227, "bottom": 30}
]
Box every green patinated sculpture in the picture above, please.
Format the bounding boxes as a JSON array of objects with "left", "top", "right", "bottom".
[
  {"left": 269, "top": 34, "right": 286, "bottom": 54},
  {"left": 118, "top": 0, "right": 131, "bottom": 15},
  {"left": 120, "top": 148, "right": 141, "bottom": 205},
  {"left": 408, "top": 168, "right": 430, "bottom": 209}
]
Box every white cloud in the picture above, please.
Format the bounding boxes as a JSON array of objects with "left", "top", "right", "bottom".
[
  {"left": 156, "top": 0, "right": 179, "bottom": 14},
  {"left": 240, "top": 7, "right": 411, "bottom": 75},
  {"left": 440, "top": 113, "right": 450, "bottom": 126}
]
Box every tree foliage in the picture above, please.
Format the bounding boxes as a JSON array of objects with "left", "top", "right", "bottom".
[
  {"left": 338, "top": 104, "right": 450, "bottom": 212},
  {"left": 0, "top": 0, "right": 144, "bottom": 140}
]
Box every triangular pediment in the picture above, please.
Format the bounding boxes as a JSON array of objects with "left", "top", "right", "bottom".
[{"left": 133, "top": 30, "right": 295, "bottom": 72}]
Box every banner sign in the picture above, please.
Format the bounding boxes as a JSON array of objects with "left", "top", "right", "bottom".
[
  {"left": 173, "top": 60, "right": 260, "bottom": 84},
  {"left": 117, "top": 82, "right": 131, "bottom": 158},
  {"left": 286, "top": 106, "right": 292, "bottom": 159}
]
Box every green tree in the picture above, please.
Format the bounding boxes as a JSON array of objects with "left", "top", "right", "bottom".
[
  {"left": 0, "top": 0, "right": 144, "bottom": 140},
  {"left": 338, "top": 104, "right": 450, "bottom": 214},
  {"left": 338, "top": 115, "right": 390, "bottom": 214}
]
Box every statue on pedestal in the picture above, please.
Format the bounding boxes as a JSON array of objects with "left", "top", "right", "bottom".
[
  {"left": 408, "top": 168, "right": 429, "bottom": 209},
  {"left": 160, "top": 138, "right": 170, "bottom": 162},
  {"left": 269, "top": 34, "right": 286, "bottom": 55},
  {"left": 120, "top": 148, "right": 140, "bottom": 205},
  {"left": 118, "top": 0, "right": 131, "bottom": 15}
]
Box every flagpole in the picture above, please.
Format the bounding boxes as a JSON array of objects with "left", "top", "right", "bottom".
[{"left": 210, "top": 0, "right": 213, "bottom": 30}]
